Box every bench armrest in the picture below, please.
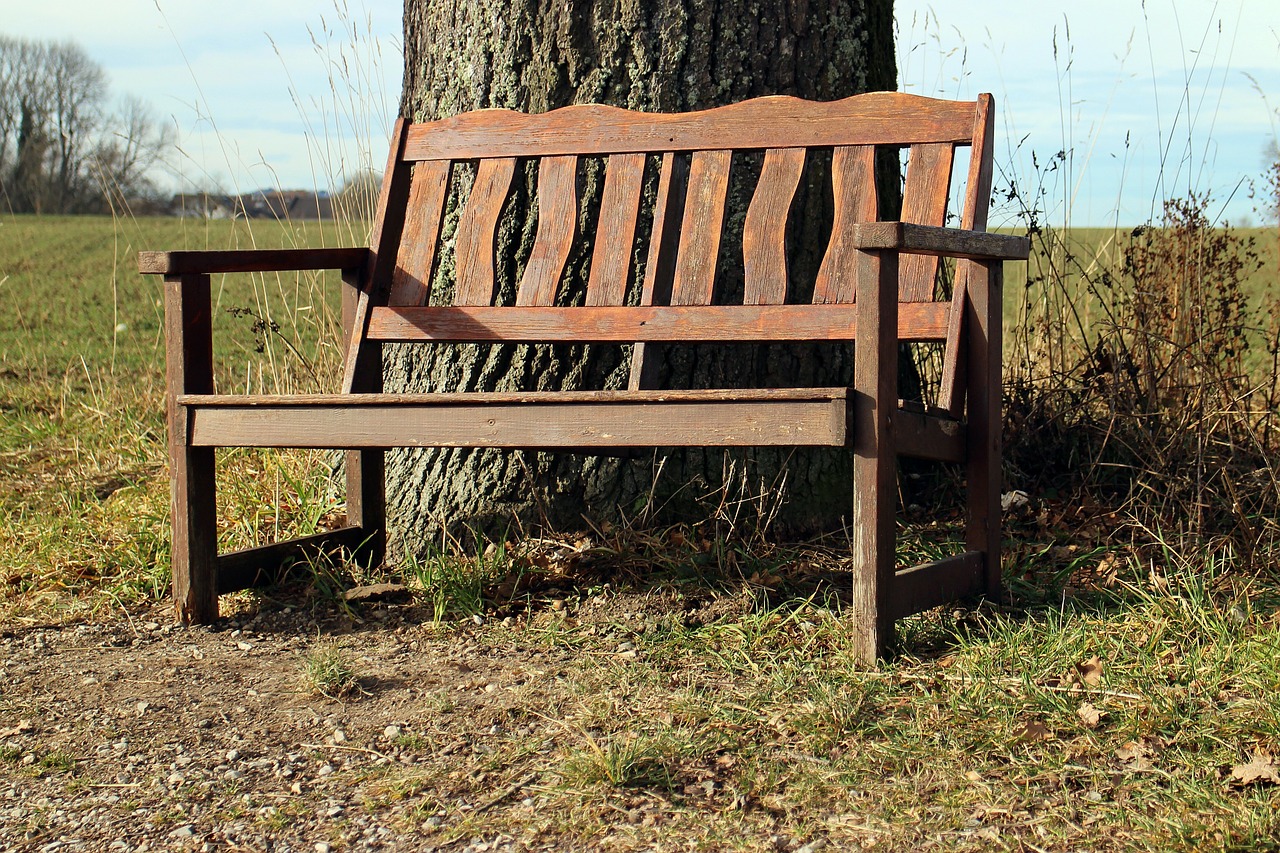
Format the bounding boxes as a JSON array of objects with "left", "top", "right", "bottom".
[
  {"left": 848, "top": 222, "right": 1029, "bottom": 261},
  {"left": 139, "top": 247, "right": 370, "bottom": 276}
]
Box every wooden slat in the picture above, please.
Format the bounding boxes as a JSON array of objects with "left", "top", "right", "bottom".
[
  {"left": 366, "top": 303, "right": 950, "bottom": 343},
  {"left": 389, "top": 160, "right": 451, "bottom": 306},
  {"left": 671, "top": 149, "right": 732, "bottom": 305},
  {"left": 140, "top": 247, "right": 368, "bottom": 276},
  {"left": 888, "top": 552, "right": 985, "bottom": 619},
  {"left": 586, "top": 152, "right": 646, "bottom": 306},
  {"left": 941, "top": 93, "right": 997, "bottom": 416},
  {"left": 186, "top": 399, "right": 848, "bottom": 449},
  {"left": 342, "top": 119, "right": 413, "bottom": 394},
  {"left": 181, "top": 388, "right": 850, "bottom": 406},
  {"left": 182, "top": 388, "right": 850, "bottom": 406},
  {"left": 518, "top": 155, "right": 578, "bottom": 306},
  {"left": 742, "top": 148, "right": 805, "bottom": 304},
  {"left": 403, "top": 93, "right": 978, "bottom": 160},
  {"left": 814, "top": 145, "right": 877, "bottom": 304},
  {"left": 454, "top": 157, "right": 516, "bottom": 306},
  {"left": 216, "top": 526, "right": 370, "bottom": 594},
  {"left": 630, "top": 153, "right": 689, "bottom": 390},
  {"left": 898, "top": 142, "right": 955, "bottom": 301}
]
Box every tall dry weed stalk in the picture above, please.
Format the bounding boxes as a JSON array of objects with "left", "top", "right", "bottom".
[{"left": 1005, "top": 186, "right": 1280, "bottom": 567}]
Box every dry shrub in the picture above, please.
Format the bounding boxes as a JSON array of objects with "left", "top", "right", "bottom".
[{"left": 1006, "top": 192, "right": 1280, "bottom": 566}]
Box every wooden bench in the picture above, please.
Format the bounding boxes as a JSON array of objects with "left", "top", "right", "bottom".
[{"left": 140, "top": 91, "right": 1029, "bottom": 662}]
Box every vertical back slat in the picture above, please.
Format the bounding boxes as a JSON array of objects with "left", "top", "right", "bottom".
[
  {"left": 586, "top": 152, "right": 646, "bottom": 306},
  {"left": 742, "top": 147, "right": 805, "bottom": 305},
  {"left": 814, "top": 145, "right": 877, "bottom": 304},
  {"left": 629, "top": 152, "right": 689, "bottom": 390},
  {"left": 670, "top": 149, "right": 732, "bottom": 305},
  {"left": 898, "top": 142, "right": 955, "bottom": 301},
  {"left": 517, "top": 155, "right": 578, "bottom": 306},
  {"left": 454, "top": 157, "right": 516, "bottom": 306},
  {"left": 389, "top": 160, "right": 451, "bottom": 307}
]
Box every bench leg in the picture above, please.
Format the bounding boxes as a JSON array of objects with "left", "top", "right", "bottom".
[
  {"left": 346, "top": 449, "right": 386, "bottom": 568},
  {"left": 851, "top": 248, "right": 899, "bottom": 666},
  {"left": 171, "top": 440, "right": 219, "bottom": 624},
  {"left": 164, "top": 273, "right": 219, "bottom": 624},
  {"left": 965, "top": 260, "right": 1003, "bottom": 599}
]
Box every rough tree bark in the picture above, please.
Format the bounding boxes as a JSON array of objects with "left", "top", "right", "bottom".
[{"left": 387, "top": 0, "right": 899, "bottom": 554}]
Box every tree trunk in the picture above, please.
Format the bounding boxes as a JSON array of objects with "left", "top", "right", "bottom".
[{"left": 388, "top": 0, "right": 899, "bottom": 554}]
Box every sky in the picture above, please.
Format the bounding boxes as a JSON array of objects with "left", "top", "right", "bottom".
[{"left": 1, "top": 0, "right": 1277, "bottom": 226}]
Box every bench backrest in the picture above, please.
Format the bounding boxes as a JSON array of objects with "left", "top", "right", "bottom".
[{"left": 345, "top": 91, "right": 996, "bottom": 402}]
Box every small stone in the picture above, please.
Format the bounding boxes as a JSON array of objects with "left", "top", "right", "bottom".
[
  {"left": 383, "top": 725, "right": 402, "bottom": 739},
  {"left": 170, "top": 824, "right": 196, "bottom": 838},
  {"left": 326, "top": 805, "right": 344, "bottom": 818},
  {"left": 332, "top": 729, "right": 347, "bottom": 743},
  {"left": 315, "top": 844, "right": 332, "bottom": 853},
  {"left": 236, "top": 642, "right": 253, "bottom": 652},
  {"left": 226, "top": 749, "right": 240, "bottom": 762},
  {"left": 318, "top": 763, "right": 335, "bottom": 777},
  {"left": 135, "top": 701, "right": 150, "bottom": 716}
]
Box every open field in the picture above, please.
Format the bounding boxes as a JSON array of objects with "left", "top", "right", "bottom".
[{"left": 2, "top": 214, "right": 1279, "bottom": 850}]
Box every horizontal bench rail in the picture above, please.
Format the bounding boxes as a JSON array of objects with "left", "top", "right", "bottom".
[
  {"left": 366, "top": 304, "right": 950, "bottom": 343},
  {"left": 181, "top": 396, "right": 850, "bottom": 449},
  {"left": 404, "top": 92, "right": 978, "bottom": 160}
]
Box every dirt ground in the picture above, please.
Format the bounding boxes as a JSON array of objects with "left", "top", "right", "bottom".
[{"left": 1, "top": 589, "right": 797, "bottom": 853}]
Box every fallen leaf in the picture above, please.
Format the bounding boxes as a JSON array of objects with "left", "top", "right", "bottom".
[
  {"left": 1230, "top": 753, "right": 1280, "bottom": 786},
  {"left": 1076, "top": 656, "right": 1104, "bottom": 687},
  {"left": 0, "top": 720, "right": 33, "bottom": 738},
  {"left": 1077, "top": 702, "right": 1105, "bottom": 728},
  {"left": 1014, "top": 721, "right": 1053, "bottom": 744},
  {"left": 1116, "top": 740, "right": 1155, "bottom": 772}
]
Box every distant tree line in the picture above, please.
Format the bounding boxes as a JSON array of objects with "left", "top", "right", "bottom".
[{"left": 0, "top": 34, "right": 170, "bottom": 214}]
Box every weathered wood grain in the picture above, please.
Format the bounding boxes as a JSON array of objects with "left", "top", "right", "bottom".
[
  {"left": 742, "top": 148, "right": 805, "bottom": 304},
  {"left": 898, "top": 142, "right": 955, "bottom": 301},
  {"left": 365, "top": 303, "right": 950, "bottom": 342},
  {"left": 586, "top": 152, "right": 646, "bottom": 306},
  {"left": 185, "top": 398, "right": 849, "bottom": 449},
  {"left": 814, "top": 145, "right": 877, "bottom": 304},
  {"left": 518, "top": 155, "right": 578, "bottom": 306},
  {"left": 671, "top": 149, "right": 732, "bottom": 306},
  {"left": 389, "top": 159, "right": 451, "bottom": 306},
  {"left": 454, "top": 157, "right": 516, "bottom": 306},
  {"left": 164, "top": 273, "right": 218, "bottom": 625},
  {"left": 403, "top": 92, "right": 977, "bottom": 160}
]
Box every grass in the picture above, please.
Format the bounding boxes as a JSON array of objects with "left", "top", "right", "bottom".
[
  {"left": 302, "top": 640, "right": 361, "bottom": 699},
  {"left": 0, "top": 213, "right": 352, "bottom": 619},
  {"left": 2, "top": 208, "right": 1279, "bottom": 848}
]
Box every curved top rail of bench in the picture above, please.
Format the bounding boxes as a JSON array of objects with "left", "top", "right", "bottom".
[{"left": 403, "top": 91, "right": 987, "bottom": 161}]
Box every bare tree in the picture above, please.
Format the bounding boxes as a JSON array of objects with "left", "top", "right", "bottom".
[{"left": 0, "top": 34, "right": 170, "bottom": 214}]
